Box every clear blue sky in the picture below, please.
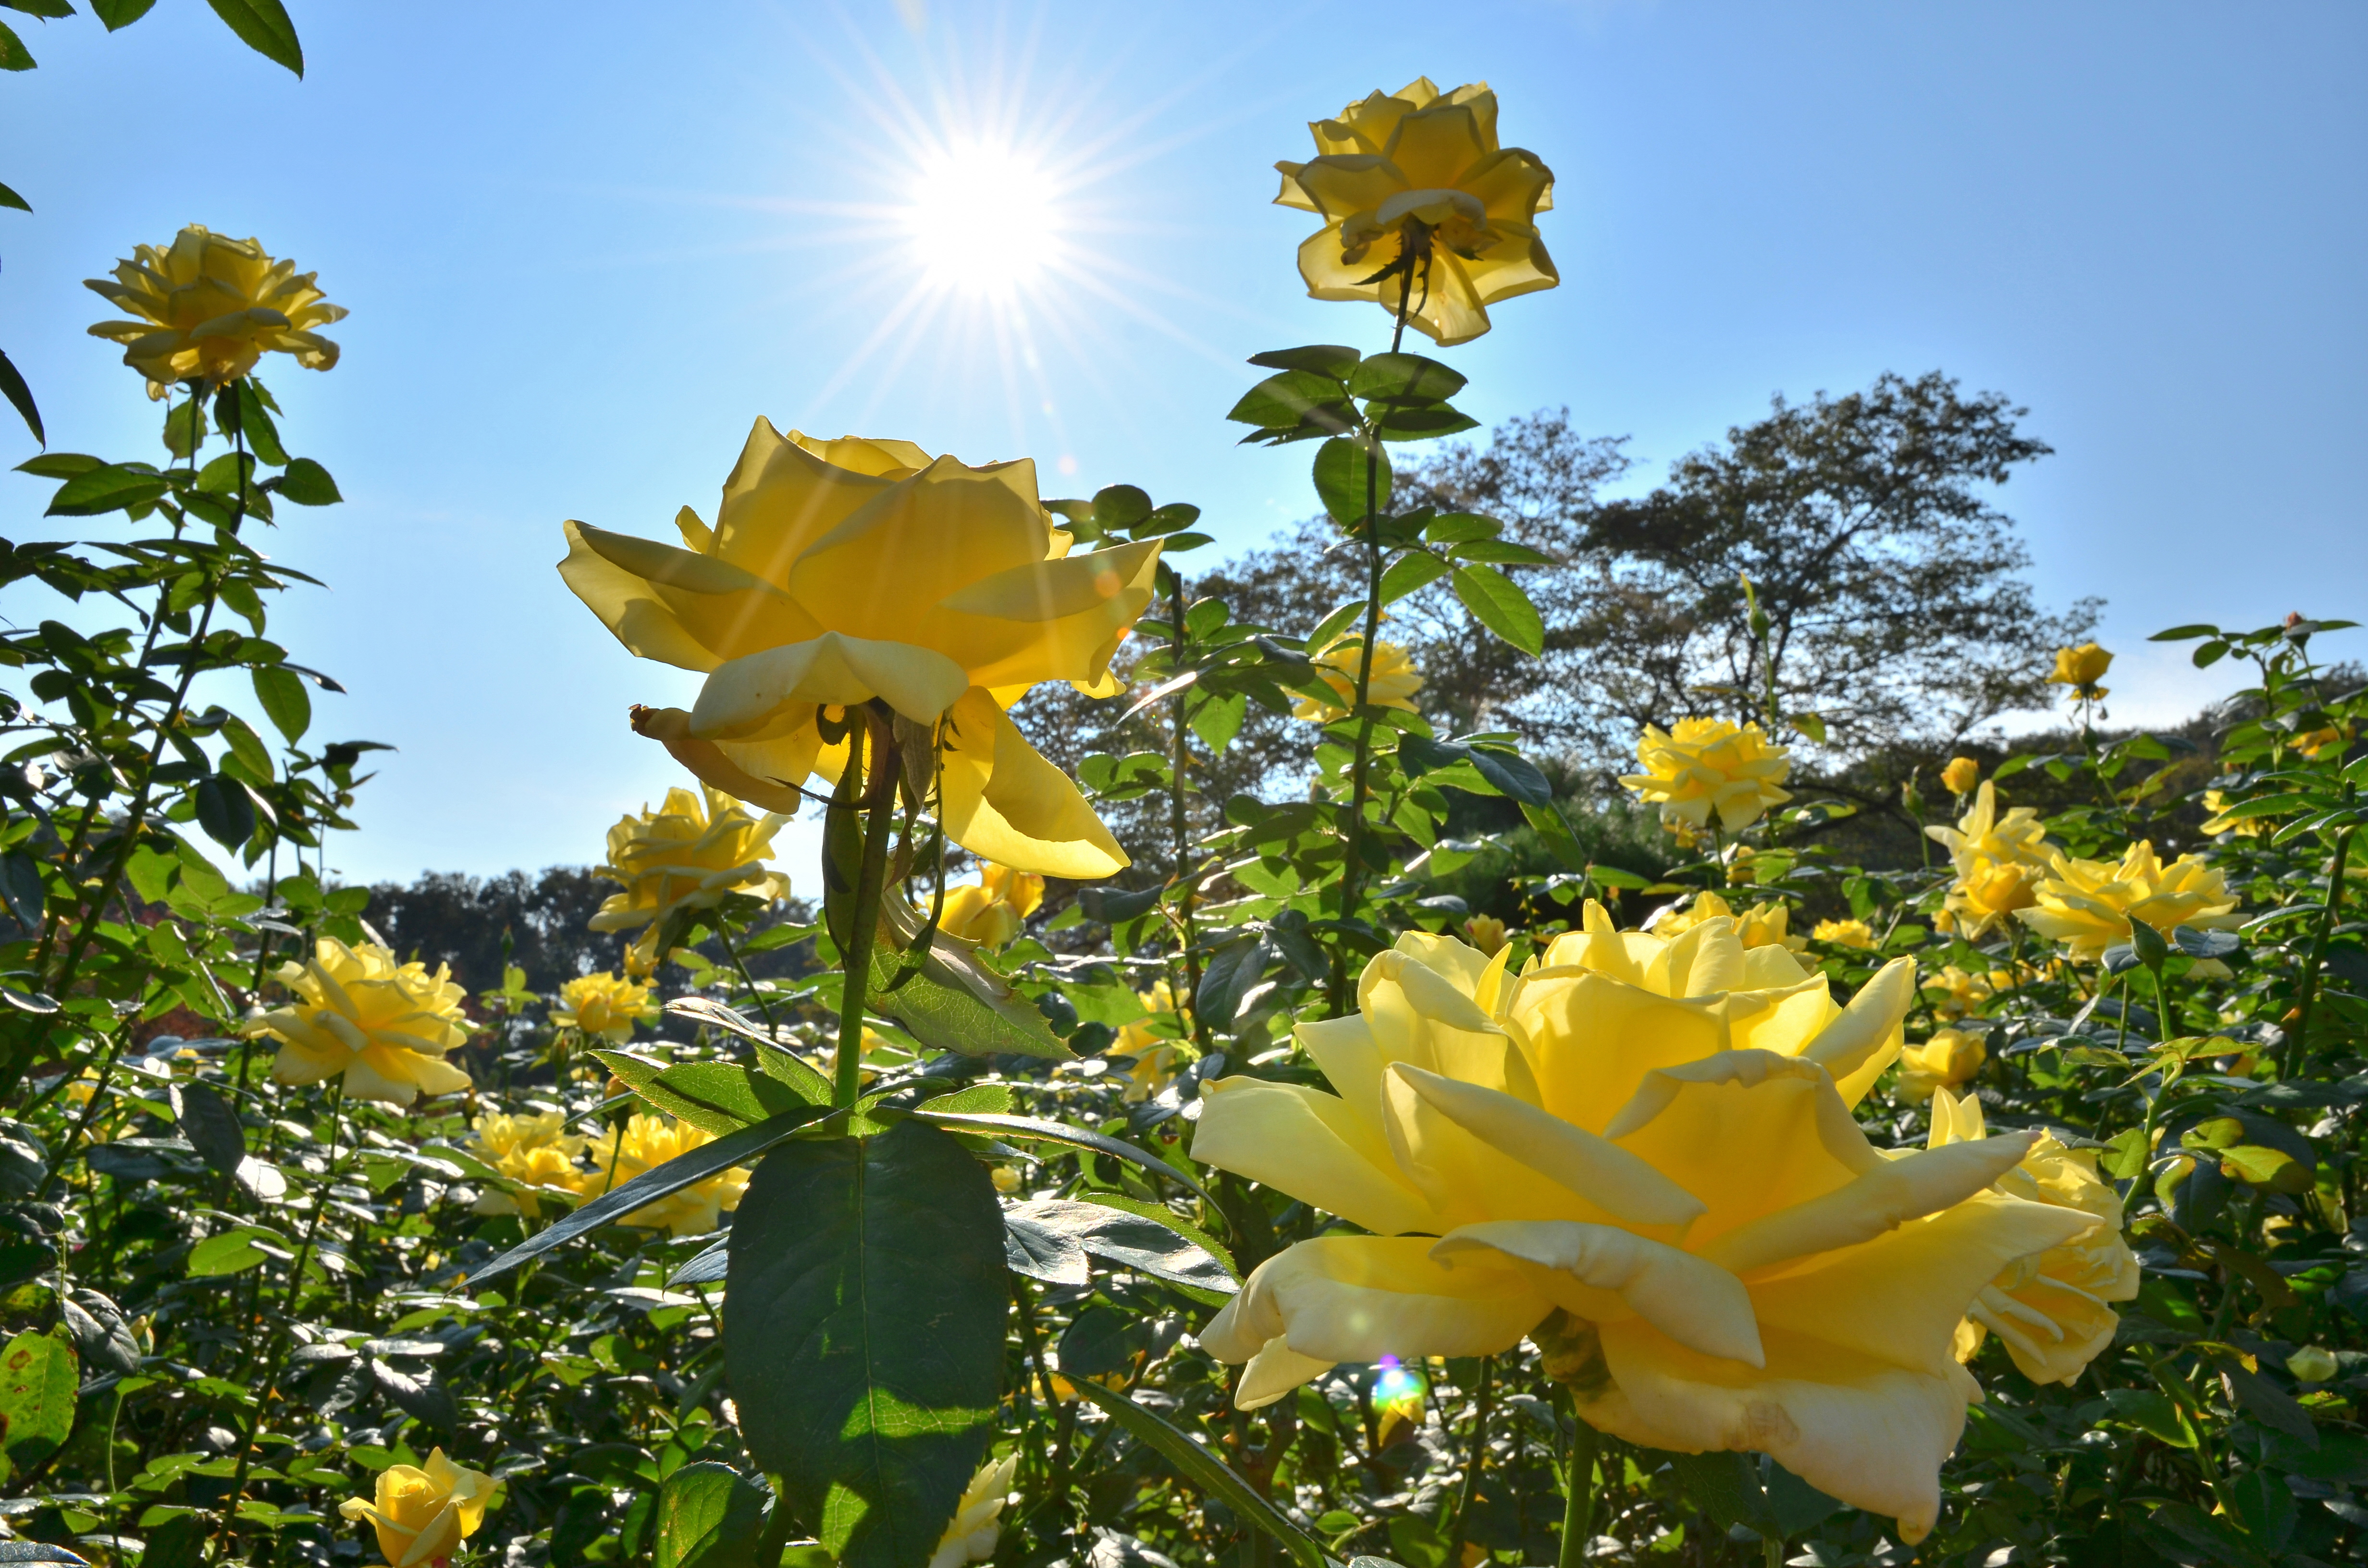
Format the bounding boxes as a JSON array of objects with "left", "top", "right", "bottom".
[{"left": 4, "top": 0, "right": 2362, "bottom": 887}]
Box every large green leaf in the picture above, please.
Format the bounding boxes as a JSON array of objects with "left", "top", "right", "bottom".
[
  {"left": 872, "top": 900, "right": 1068, "bottom": 1060},
  {"left": 1066, "top": 1380, "right": 1327, "bottom": 1568},
  {"left": 1312, "top": 436, "right": 1389, "bottom": 529},
  {"left": 593, "top": 1052, "right": 821, "bottom": 1135},
  {"left": 0, "top": 1330, "right": 77, "bottom": 1481},
  {"left": 1450, "top": 563, "right": 1544, "bottom": 655},
  {"left": 0, "top": 347, "right": 40, "bottom": 444},
  {"left": 725, "top": 1122, "right": 1006, "bottom": 1568},
  {"left": 202, "top": 0, "right": 302, "bottom": 75},
  {"left": 656, "top": 1461, "right": 769, "bottom": 1568}
]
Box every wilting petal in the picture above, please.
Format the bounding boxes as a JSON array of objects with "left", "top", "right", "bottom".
[
  {"left": 1198, "top": 1237, "right": 1549, "bottom": 1408},
  {"left": 1194, "top": 1077, "right": 1437, "bottom": 1237},
  {"left": 1432, "top": 1220, "right": 1761, "bottom": 1365},
  {"left": 632, "top": 706, "right": 813, "bottom": 814}
]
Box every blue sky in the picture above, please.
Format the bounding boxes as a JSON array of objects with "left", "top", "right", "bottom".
[{"left": 4, "top": 0, "right": 2362, "bottom": 886}]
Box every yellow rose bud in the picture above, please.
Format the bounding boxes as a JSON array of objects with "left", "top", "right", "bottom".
[
  {"left": 1896, "top": 1028, "right": 1985, "bottom": 1101},
  {"left": 246, "top": 939, "right": 474, "bottom": 1107},
  {"left": 1620, "top": 718, "right": 1793, "bottom": 835},
  {"left": 85, "top": 225, "right": 345, "bottom": 399},
  {"left": 2016, "top": 841, "right": 2242, "bottom": 962},
  {"left": 990, "top": 1166, "right": 1020, "bottom": 1195},
  {"left": 1463, "top": 914, "right": 1508, "bottom": 956},
  {"left": 581, "top": 1114, "right": 748, "bottom": 1237},
  {"left": 1939, "top": 757, "right": 1980, "bottom": 795},
  {"left": 1276, "top": 78, "right": 1558, "bottom": 345},
  {"left": 590, "top": 786, "right": 788, "bottom": 976},
  {"left": 929, "top": 1454, "right": 1018, "bottom": 1568},
  {"left": 339, "top": 1448, "right": 495, "bottom": 1568},
  {"left": 935, "top": 862, "right": 1045, "bottom": 948},
  {"left": 1193, "top": 914, "right": 2097, "bottom": 1543},
  {"left": 1812, "top": 917, "right": 1876, "bottom": 951},
  {"left": 1294, "top": 636, "right": 1423, "bottom": 723},
  {"left": 560, "top": 424, "right": 1163, "bottom": 878},
  {"left": 2046, "top": 642, "right": 2113, "bottom": 702},
  {"left": 550, "top": 971, "right": 651, "bottom": 1044}
]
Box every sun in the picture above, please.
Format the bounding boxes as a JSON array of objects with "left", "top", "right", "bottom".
[{"left": 902, "top": 137, "right": 1062, "bottom": 295}]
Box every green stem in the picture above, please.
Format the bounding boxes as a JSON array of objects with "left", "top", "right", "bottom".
[
  {"left": 1446, "top": 1355, "right": 1495, "bottom": 1561},
  {"left": 2286, "top": 815, "right": 2356, "bottom": 1080},
  {"left": 757, "top": 1473, "right": 802, "bottom": 1566},
  {"left": 1168, "top": 568, "right": 1215, "bottom": 1054},
  {"left": 716, "top": 920, "right": 779, "bottom": 1033},
  {"left": 1558, "top": 1407, "right": 1600, "bottom": 1568},
  {"left": 834, "top": 708, "right": 901, "bottom": 1108}
]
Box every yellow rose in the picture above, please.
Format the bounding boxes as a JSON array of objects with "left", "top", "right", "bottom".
[
  {"left": 2045, "top": 642, "right": 2112, "bottom": 702},
  {"left": 1276, "top": 78, "right": 1558, "bottom": 346},
  {"left": 1896, "top": 1029, "right": 1985, "bottom": 1101},
  {"left": 928, "top": 1453, "right": 1018, "bottom": 1568},
  {"left": 2016, "top": 841, "right": 2242, "bottom": 962},
  {"left": 467, "top": 1111, "right": 586, "bottom": 1219},
  {"left": 560, "top": 423, "right": 1161, "bottom": 877},
  {"left": 590, "top": 785, "right": 788, "bottom": 977},
  {"left": 1926, "top": 782, "right": 2052, "bottom": 876},
  {"left": 1811, "top": 918, "right": 1876, "bottom": 951},
  {"left": 247, "top": 939, "right": 474, "bottom": 1106},
  {"left": 1939, "top": 757, "right": 1980, "bottom": 796},
  {"left": 1921, "top": 966, "right": 1994, "bottom": 1020},
  {"left": 1928, "top": 1090, "right": 2137, "bottom": 1386},
  {"left": 581, "top": 1114, "right": 748, "bottom": 1237},
  {"left": 1192, "top": 918, "right": 2093, "bottom": 1542},
  {"left": 1464, "top": 914, "right": 1508, "bottom": 956},
  {"left": 85, "top": 225, "right": 345, "bottom": 398},
  {"left": 1293, "top": 635, "right": 1423, "bottom": 722},
  {"left": 2198, "top": 789, "right": 2266, "bottom": 839},
  {"left": 1619, "top": 719, "right": 1793, "bottom": 834},
  {"left": 1651, "top": 891, "right": 1807, "bottom": 954},
  {"left": 936, "top": 861, "right": 1045, "bottom": 948},
  {"left": 338, "top": 1447, "right": 495, "bottom": 1568},
  {"left": 1112, "top": 980, "right": 1194, "bottom": 1103},
  {"left": 1944, "top": 857, "right": 2040, "bottom": 941},
  {"left": 551, "top": 972, "right": 651, "bottom": 1043},
  {"left": 2294, "top": 722, "right": 2350, "bottom": 759}
]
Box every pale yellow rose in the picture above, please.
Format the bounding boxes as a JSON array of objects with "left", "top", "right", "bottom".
[
  {"left": 467, "top": 1111, "right": 587, "bottom": 1219},
  {"left": 928, "top": 1453, "right": 1019, "bottom": 1568},
  {"left": 2293, "top": 722, "right": 2350, "bottom": 759},
  {"left": 1939, "top": 757, "right": 1980, "bottom": 796},
  {"left": 1944, "top": 857, "right": 2041, "bottom": 942},
  {"left": 1928, "top": 1090, "right": 2137, "bottom": 1386},
  {"left": 1620, "top": 719, "right": 1793, "bottom": 834},
  {"left": 1192, "top": 911, "right": 2093, "bottom": 1542},
  {"left": 1921, "top": 966, "right": 1994, "bottom": 1020},
  {"left": 338, "top": 1448, "right": 495, "bottom": 1568},
  {"left": 1925, "top": 782, "right": 2053, "bottom": 877},
  {"left": 1812, "top": 918, "right": 1876, "bottom": 951},
  {"left": 2045, "top": 643, "right": 2112, "bottom": 702},
  {"left": 1464, "top": 914, "right": 1508, "bottom": 956},
  {"left": 590, "top": 785, "right": 788, "bottom": 977},
  {"left": 85, "top": 225, "right": 345, "bottom": 398},
  {"left": 1293, "top": 636, "right": 1423, "bottom": 722},
  {"left": 936, "top": 862, "right": 1045, "bottom": 948},
  {"left": 1277, "top": 78, "right": 1558, "bottom": 345},
  {"left": 582, "top": 1114, "right": 748, "bottom": 1237},
  {"left": 551, "top": 972, "right": 651, "bottom": 1043},
  {"left": 560, "top": 423, "right": 1161, "bottom": 877},
  {"left": 2016, "top": 841, "right": 2242, "bottom": 962},
  {"left": 2198, "top": 789, "right": 2266, "bottom": 839},
  {"left": 1896, "top": 1029, "right": 1985, "bottom": 1101},
  {"left": 247, "top": 939, "right": 474, "bottom": 1106}
]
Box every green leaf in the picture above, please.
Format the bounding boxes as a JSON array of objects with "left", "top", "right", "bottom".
[
  {"left": 274, "top": 456, "right": 340, "bottom": 504},
  {"left": 1245, "top": 344, "right": 1360, "bottom": 380},
  {"left": 219, "top": 713, "right": 273, "bottom": 782},
  {"left": 0, "top": 349, "right": 38, "bottom": 447},
  {"left": 725, "top": 1122, "right": 1006, "bottom": 1568},
  {"left": 909, "top": 1109, "right": 1212, "bottom": 1203},
  {"left": 655, "top": 1461, "right": 769, "bottom": 1568},
  {"left": 1227, "top": 370, "right": 1356, "bottom": 434},
  {"left": 252, "top": 663, "right": 311, "bottom": 743},
  {"left": 1423, "top": 512, "right": 1500, "bottom": 544},
  {"left": 1312, "top": 436, "right": 1388, "bottom": 528},
  {"left": 234, "top": 380, "right": 289, "bottom": 466},
  {"left": 0, "top": 181, "right": 25, "bottom": 213},
  {"left": 1449, "top": 539, "right": 1554, "bottom": 566},
  {"left": 203, "top": 0, "right": 302, "bottom": 74},
  {"left": 187, "top": 1228, "right": 278, "bottom": 1277},
  {"left": 1, "top": 3, "right": 76, "bottom": 20},
  {"left": 194, "top": 774, "right": 259, "bottom": 848},
  {"left": 1067, "top": 1380, "right": 1328, "bottom": 1568},
  {"left": 44, "top": 461, "right": 166, "bottom": 517},
  {"left": 466, "top": 1104, "right": 838, "bottom": 1285},
  {"left": 1521, "top": 799, "right": 1591, "bottom": 873},
  {"left": 0, "top": 1331, "right": 76, "bottom": 1478},
  {"left": 1090, "top": 484, "right": 1152, "bottom": 533},
  {"left": 91, "top": 0, "right": 161, "bottom": 27},
  {"left": 1348, "top": 352, "right": 1467, "bottom": 404},
  {"left": 594, "top": 1054, "right": 818, "bottom": 1136},
  {"left": 1790, "top": 711, "right": 1828, "bottom": 745},
  {"left": 14, "top": 452, "right": 96, "bottom": 479},
  {"left": 0, "top": 20, "right": 35, "bottom": 71},
  {"left": 1451, "top": 563, "right": 1544, "bottom": 655},
  {"left": 1377, "top": 550, "right": 1452, "bottom": 606},
  {"left": 872, "top": 901, "right": 1070, "bottom": 1060}
]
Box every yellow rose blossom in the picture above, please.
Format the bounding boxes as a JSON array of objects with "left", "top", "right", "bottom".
[
  {"left": 936, "top": 861, "right": 1045, "bottom": 948},
  {"left": 1276, "top": 78, "right": 1558, "bottom": 346},
  {"left": 1811, "top": 918, "right": 1876, "bottom": 951},
  {"left": 2045, "top": 643, "right": 2112, "bottom": 702},
  {"left": 1293, "top": 635, "right": 1423, "bottom": 722},
  {"left": 929, "top": 1453, "right": 1019, "bottom": 1568},
  {"left": 338, "top": 1447, "right": 495, "bottom": 1568},
  {"left": 1620, "top": 718, "right": 1793, "bottom": 834},
  {"left": 581, "top": 1114, "right": 749, "bottom": 1237},
  {"left": 1928, "top": 1090, "right": 2137, "bottom": 1386},
  {"left": 1194, "top": 908, "right": 2092, "bottom": 1541},
  {"left": 466, "top": 1111, "right": 586, "bottom": 1219},
  {"left": 590, "top": 785, "right": 788, "bottom": 977},
  {"left": 1112, "top": 980, "right": 1194, "bottom": 1103},
  {"left": 2293, "top": 722, "right": 2350, "bottom": 759},
  {"left": 2016, "top": 842, "right": 2242, "bottom": 962},
  {"left": 2198, "top": 789, "right": 2266, "bottom": 839},
  {"left": 85, "top": 225, "right": 345, "bottom": 398},
  {"left": 1896, "top": 1029, "right": 1985, "bottom": 1101},
  {"left": 1464, "top": 914, "right": 1508, "bottom": 956},
  {"left": 560, "top": 422, "right": 1161, "bottom": 877},
  {"left": 247, "top": 939, "right": 474, "bottom": 1107},
  {"left": 1650, "top": 891, "right": 1806, "bottom": 954},
  {"left": 1945, "top": 857, "right": 2041, "bottom": 941},
  {"left": 1926, "top": 782, "right": 2053, "bottom": 876},
  {"left": 550, "top": 972, "right": 651, "bottom": 1043},
  {"left": 1939, "top": 757, "right": 1980, "bottom": 796},
  {"left": 1922, "top": 966, "right": 1994, "bottom": 1020}
]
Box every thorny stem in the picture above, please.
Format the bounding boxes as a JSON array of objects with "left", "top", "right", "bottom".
[
  {"left": 1168, "top": 567, "right": 1215, "bottom": 1053},
  {"left": 834, "top": 706, "right": 901, "bottom": 1108}
]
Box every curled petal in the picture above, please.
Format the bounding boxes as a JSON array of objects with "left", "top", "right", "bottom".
[
  {"left": 1800, "top": 956, "right": 1916, "bottom": 1106},
  {"left": 938, "top": 688, "right": 1128, "bottom": 877},
  {"left": 1698, "top": 1132, "right": 2046, "bottom": 1277},
  {"left": 1431, "top": 1219, "right": 1762, "bottom": 1366},
  {"left": 693, "top": 631, "right": 970, "bottom": 736}
]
